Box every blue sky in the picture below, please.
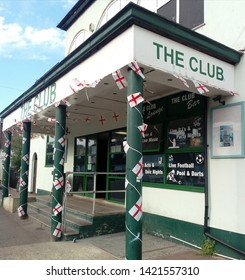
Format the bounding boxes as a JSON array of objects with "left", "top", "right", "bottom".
[{"left": 0, "top": 0, "right": 78, "bottom": 113}]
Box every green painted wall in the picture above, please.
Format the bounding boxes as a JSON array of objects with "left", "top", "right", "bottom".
[{"left": 143, "top": 212, "right": 245, "bottom": 259}]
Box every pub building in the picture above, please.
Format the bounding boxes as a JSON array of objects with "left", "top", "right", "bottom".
[{"left": 1, "top": 0, "right": 245, "bottom": 259}]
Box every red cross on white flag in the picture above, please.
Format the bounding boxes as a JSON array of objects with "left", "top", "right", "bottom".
[
  {"left": 70, "top": 78, "right": 85, "bottom": 93},
  {"left": 53, "top": 203, "right": 63, "bottom": 216},
  {"left": 4, "top": 140, "right": 11, "bottom": 148},
  {"left": 132, "top": 157, "right": 143, "bottom": 179},
  {"left": 112, "top": 70, "right": 128, "bottom": 89},
  {"left": 138, "top": 123, "right": 148, "bottom": 137},
  {"left": 128, "top": 61, "right": 145, "bottom": 79},
  {"left": 54, "top": 176, "right": 64, "bottom": 190},
  {"left": 22, "top": 154, "right": 29, "bottom": 165},
  {"left": 123, "top": 141, "right": 129, "bottom": 154},
  {"left": 127, "top": 92, "right": 144, "bottom": 107},
  {"left": 193, "top": 81, "right": 209, "bottom": 94},
  {"left": 129, "top": 196, "right": 142, "bottom": 222},
  {"left": 53, "top": 222, "right": 62, "bottom": 238},
  {"left": 19, "top": 178, "right": 27, "bottom": 187},
  {"left": 17, "top": 206, "right": 25, "bottom": 217},
  {"left": 58, "top": 136, "right": 66, "bottom": 147},
  {"left": 22, "top": 137, "right": 27, "bottom": 144}
]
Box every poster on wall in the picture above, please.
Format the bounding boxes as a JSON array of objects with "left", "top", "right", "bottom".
[
  {"left": 168, "top": 116, "right": 204, "bottom": 149},
  {"left": 143, "top": 154, "right": 164, "bottom": 183},
  {"left": 166, "top": 153, "right": 205, "bottom": 187},
  {"left": 142, "top": 123, "right": 163, "bottom": 151},
  {"left": 211, "top": 102, "right": 245, "bottom": 158}
]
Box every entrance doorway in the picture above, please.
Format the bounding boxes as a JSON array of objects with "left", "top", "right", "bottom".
[{"left": 96, "top": 132, "right": 109, "bottom": 198}]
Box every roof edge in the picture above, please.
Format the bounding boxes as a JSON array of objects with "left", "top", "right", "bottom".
[{"left": 1, "top": 2, "right": 242, "bottom": 118}]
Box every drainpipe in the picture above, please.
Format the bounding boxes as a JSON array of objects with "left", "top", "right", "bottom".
[
  {"left": 19, "top": 121, "right": 31, "bottom": 219},
  {"left": 1, "top": 131, "right": 12, "bottom": 205},
  {"left": 125, "top": 68, "right": 144, "bottom": 260},
  {"left": 51, "top": 105, "right": 66, "bottom": 241}
]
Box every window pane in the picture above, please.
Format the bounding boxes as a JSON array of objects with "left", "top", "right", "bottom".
[
  {"left": 157, "top": 0, "right": 176, "bottom": 22},
  {"left": 75, "top": 137, "right": 86, "bottom": 156},
  {"left": 179, "top": 0, "right": 204, "bottom": 29}
]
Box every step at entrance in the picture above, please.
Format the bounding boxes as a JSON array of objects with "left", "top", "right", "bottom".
[{"left": 28, "top": 195, "right": 125, "bottom": 241}]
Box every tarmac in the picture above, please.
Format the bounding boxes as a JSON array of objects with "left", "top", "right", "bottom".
[{"left": 0, "top": 206, "right": 227, "bottom": 260}]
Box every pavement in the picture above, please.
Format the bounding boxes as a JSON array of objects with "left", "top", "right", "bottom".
[{"left": 0, "top": 206, "right": 227, "bottom": 260}]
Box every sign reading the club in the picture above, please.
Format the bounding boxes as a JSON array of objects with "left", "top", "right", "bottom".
[
  {"left": 134, "top": 26, "right": 234, "bottom": 92},
  {"left": 21, "top": 83, "right": 57, "bottom": 120}
]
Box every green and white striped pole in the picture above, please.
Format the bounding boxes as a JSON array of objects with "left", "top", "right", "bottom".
[
  {"left": 51, "top": 105, "right": 66, "bottom": 241},
  {"left": 1, "top": 131, "right": 12, "bottom": 206},
  {"left": 19, "top": 122, "right": 31, "bottom": 219},
  {"left": 125, "top": 67, "right": 144, "bottom": 260}
]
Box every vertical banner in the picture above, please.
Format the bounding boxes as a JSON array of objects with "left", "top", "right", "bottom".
[
  {"left": 19, "top": 122, "right": 31, "bottom": 219},
  {"left": 51, "top": 105, "right": 66, "bottom": 241},
  {"left": 125, "top": 68, "right": 144, "bottom": 260},
  {"left": 1, "top": 131, "right": 12, "bottom": 205}
]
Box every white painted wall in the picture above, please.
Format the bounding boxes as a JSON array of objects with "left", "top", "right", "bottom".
[
  {"left": 29, "top": 136, "right": 53, "bottom": 193},
  {"left": 142, "top": 187, "right": 205, "bottom": 225},
  {"left": 197, "top": 1, "right": 245, "bottom": 51}
]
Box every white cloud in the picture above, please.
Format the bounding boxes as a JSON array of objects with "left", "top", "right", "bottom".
[
  {"left": 0, "top": 16, "right": 65, "bottom": 60},
  {"left": 62, "top": 0, "right": 78, "bottom": 9}
]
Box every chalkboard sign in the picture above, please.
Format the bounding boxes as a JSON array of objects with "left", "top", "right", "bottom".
[
  {"left": 143, "top": 154, "right": 164, "bottom": 183},
  {"left": 166, "top": 152, "right": 205, "bottom": 187},
  {"left": 168, "top": 116, "right": 204, "bottom": 149}
]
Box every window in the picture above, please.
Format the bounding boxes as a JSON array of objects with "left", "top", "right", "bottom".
[
  {"left": 68, "top": 29, "right": 92, "bottom": 54},
  {"left": 97, "top": 0, "right": 130, "bottom": 29},
  {"left": 157, "top": 0, "right": 204, "bottom": 29},
  {"left": 142, "top": 92, "right": 207, "bottom": 192},
  {"left": 45, "top": 136, "right": 55, "bottom": 166},
  {"left": 98, "top": 0, "right": 172, "bottom": 30}
]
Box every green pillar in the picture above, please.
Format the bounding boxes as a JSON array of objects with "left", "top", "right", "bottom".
[
  {"left": 125, "top": 68, "right": 144, "bottom": 260},
  {"left": 51, "top": 105, "right": 66, "bottom": 241},
  {"left": 1, "top": 131, "right": 12, "bottom": 205},
  {"left": 19, "top": 122, "right": 31, "bottom": 219}
]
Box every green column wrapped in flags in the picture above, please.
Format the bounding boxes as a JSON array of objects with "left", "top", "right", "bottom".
[
  {"left": 51, "top": 105, "right": 66, "bottom": 241},
  {"left": 125, "top": 66, "right": 144, "bottom": 260},
  {"left": 1, "top": 131, "right": 12, "bottom": 205},
  {"left": 18, "top": 122, "right": 31, "bottom": 219}
]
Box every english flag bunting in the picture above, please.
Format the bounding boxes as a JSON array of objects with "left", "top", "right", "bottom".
[
  {"left": 132, "top": 157, "right": 143, "bottom": 179},
  {"left": 53, "top": 222, "right": 62, "bottom": 238},
  {"left": 53, "top": 203, "right": 63, "bottom": 216},
  {"left": 127, "top": 92, "right": 144, "bottom": 107},
  {"left": 128, "top": 61, "right": 145, "bottom": 79},
  {"left": 129, "top": 196, "right": 142, "bottom": 222},
  {"left": 193, "top": 81, "right": 209, "bottom": 94},
  {"left": 112, "top": 70, "right": 127, "bottom": 89}
]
